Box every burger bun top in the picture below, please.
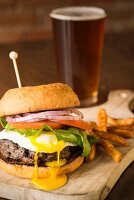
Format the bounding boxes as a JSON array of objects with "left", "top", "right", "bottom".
[{"left": 0, "top": 83, "right": 80, "bottom": 117}]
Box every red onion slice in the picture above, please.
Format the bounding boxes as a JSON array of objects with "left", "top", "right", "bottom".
[
  {"left": 23, "top": 115, "right": 81, "bottom": 122},
  {"left": 23, "top": 110, "right": 71, "bottom": 117},
  {"left": 6, "top": 109, "right": 83, "bottom": 123},
  {"left": 70, "top": 108, "right": 84, "bottom": 119}
]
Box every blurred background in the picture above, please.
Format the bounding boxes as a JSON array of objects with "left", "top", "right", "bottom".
[{"left": 0, "top": 0, "right": 134, "bottom": 103}]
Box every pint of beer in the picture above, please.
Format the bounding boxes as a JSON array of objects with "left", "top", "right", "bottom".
[{"left": 50, "top": 7, "right": 106, "bottom": 107}]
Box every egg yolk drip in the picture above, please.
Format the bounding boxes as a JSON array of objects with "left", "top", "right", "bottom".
[{"left": 29, "top": 132, "right": 67, "bottom": 190}]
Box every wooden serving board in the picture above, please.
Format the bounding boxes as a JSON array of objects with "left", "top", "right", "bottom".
[{"left": 0, "top": 90, "right": 134, "bottom": 200}]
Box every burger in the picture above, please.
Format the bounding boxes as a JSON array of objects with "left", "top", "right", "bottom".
[{"left": 0, "top": 83, "right": 97, "bottom": 190}]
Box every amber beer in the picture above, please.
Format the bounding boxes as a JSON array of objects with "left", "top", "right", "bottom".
[{"left": 50, "top": 7, "right": 106, "bottom": 106}]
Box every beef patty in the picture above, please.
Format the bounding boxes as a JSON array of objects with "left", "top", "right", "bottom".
[{"left": 0, "top": 139, "right": 82, "bottom": 166}]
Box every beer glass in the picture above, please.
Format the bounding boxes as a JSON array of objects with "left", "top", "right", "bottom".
[{"left": 50, "top": 7, "right": 106, "bottom": 107}]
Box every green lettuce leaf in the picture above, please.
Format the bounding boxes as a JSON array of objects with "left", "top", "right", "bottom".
[
  {"left": 0, "top": 118, "right": 8, "bottom": 128},
  {"left": 55, "top": 129, "right": 82, "bottom": 147},
  {"left": 5, "top": 124, "right": 53, "bottom": 137},
  {"left": 66, "top": 127, "right": 91, "bottom": 157},
  {"left": 88, "top": 135, "right": 99, "bottom": 144}
]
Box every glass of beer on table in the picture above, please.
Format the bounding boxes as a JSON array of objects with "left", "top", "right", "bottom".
[{"left": 50, "top": 7, "right": 106, "bottom": 107}]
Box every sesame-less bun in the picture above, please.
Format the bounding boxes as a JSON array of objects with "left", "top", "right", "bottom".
[
  {"left": 0, "top": 83, "right": 80, "bottom": 117},
  {"left": 0, "top": 157, "right": 84, "bottom": 179}
]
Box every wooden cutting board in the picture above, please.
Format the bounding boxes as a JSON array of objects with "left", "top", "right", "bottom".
[{"left": 0, "top": 90, "right": 133, "bottom": 200}]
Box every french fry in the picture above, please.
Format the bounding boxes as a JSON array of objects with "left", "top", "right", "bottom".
[
  {"left": 108, "top": 125, "right": 133, "bottom": 131},
  {"left": 91, "top": 121, "right": 98, "bottom": 130},
  {"left": 88, "top": 144, "right": 96, "bottom": 161},
  {"left": 98, "top": 108, "right": 107, "bottom": 132},
  {"left": 108, "top": 127, "right": 133, "bottom": 138},
  {"left": 86, "top": 108, "right": 133, "bottom": 163},
  {"left": 94, "top": 130, "right": 128, "bottom": 146},
  {"left": 108, "top": 116, "right": 134, "bottom": 127},
  {"left": 99, "top": 139, "right": 122, "bottom": 162}
]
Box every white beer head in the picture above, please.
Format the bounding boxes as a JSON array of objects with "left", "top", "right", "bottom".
[{"left": 50, "top": 7, "right": 106, "bottom": 21}]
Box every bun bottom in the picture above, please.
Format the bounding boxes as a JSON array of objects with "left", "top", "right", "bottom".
[{"left": 0, "top": 157, "right": 84, "bottom": 179}]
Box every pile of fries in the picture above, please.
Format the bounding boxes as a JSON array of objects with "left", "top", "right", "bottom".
[{"left": 88, "top": 108, "right": 134, "bottom": 162}]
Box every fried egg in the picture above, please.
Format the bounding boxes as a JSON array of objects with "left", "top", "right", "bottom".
[{"left": 0, "top": 129, "right": 75, "bottom": 152}]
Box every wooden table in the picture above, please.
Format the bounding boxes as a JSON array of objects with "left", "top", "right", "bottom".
[{"left": 0, "top": 31, "right": 133, "bottom": 200}]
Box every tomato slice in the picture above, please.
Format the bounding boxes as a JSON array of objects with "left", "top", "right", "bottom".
[
  {"left": 9, "top": 120, "right": 64, "bottom": 129},
  {"left": 53, "top": 120, "right": 92, "bottom": 132},
  {"left": 9, "top": 120, "right": 92, "bottom": 132}
]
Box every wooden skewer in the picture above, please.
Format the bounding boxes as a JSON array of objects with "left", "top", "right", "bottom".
[{"left": 9, "top": 51, "right": 22, "bottom": 88}]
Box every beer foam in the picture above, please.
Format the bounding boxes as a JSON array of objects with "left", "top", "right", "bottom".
[{"left": 50, "top": 7, "right": 106, "bottom": 21}]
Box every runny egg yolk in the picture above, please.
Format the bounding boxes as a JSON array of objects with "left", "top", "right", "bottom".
[{"left": 29, "top": 132, "right": 67, "bottom": 190}]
